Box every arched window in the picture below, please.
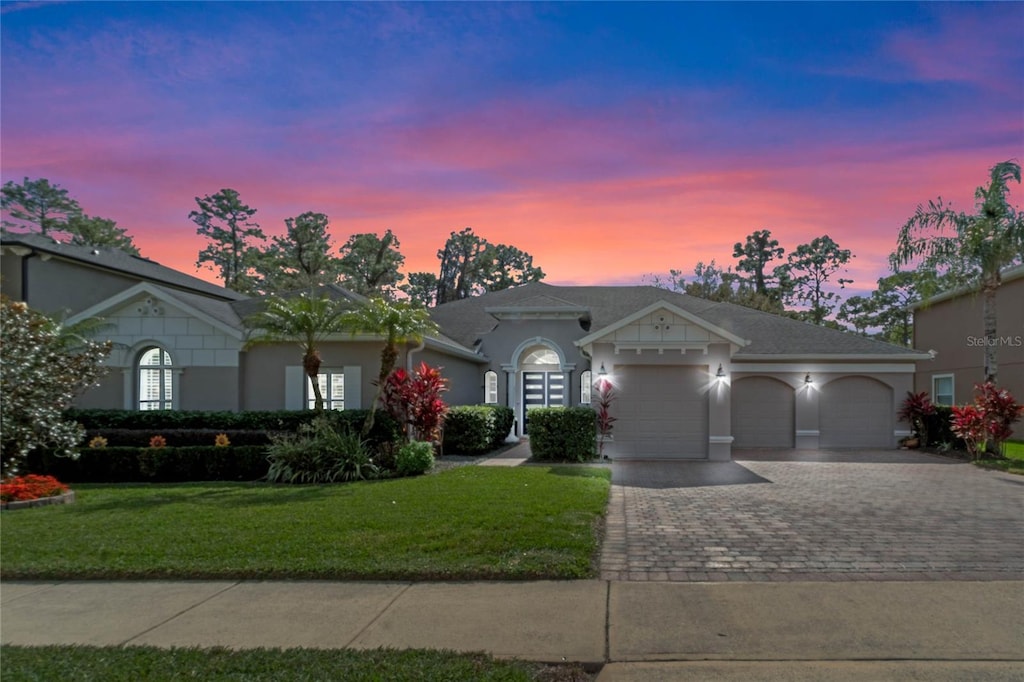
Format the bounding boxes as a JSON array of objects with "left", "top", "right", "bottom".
[
  {"left": 138, "top": 347, "right": 173, "bottom": 411},
  {"left": 580, "top": 370, "right": 592, "bottom": 405},
  {"left": 484, "top": 370, "right": 498, "bottom": 404}
]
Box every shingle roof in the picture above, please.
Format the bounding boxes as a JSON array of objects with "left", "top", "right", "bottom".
[
  {"left": 429, "top": 282, "right": 927, "bottom": 358},
  {"left": 1, "top": 231, "right": 247, "bottom": 301}
]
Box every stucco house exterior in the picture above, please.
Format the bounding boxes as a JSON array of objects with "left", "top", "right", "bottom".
[
  {"left": 911, "top": 265, "right": 1024, "bottom": 406},
  {"left": 2, "top": 232, "right": 930, "bottom": 460}
]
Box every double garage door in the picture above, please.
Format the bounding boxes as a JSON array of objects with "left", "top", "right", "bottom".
[
  {"left": 732, "top": 375, "right": 893, "bottom": 449},
  {"left": 613, "top": 365, "right": 707, "bottom": 459}
]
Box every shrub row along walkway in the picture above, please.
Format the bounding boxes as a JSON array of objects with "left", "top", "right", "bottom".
[{"left": 600, "top": 450, "right": 1024, "bottom": 582}]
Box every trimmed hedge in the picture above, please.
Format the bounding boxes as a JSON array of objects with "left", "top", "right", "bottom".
[
  {"left": 527, "top": 407, "right": 597, "bottom": 462},
  {"left": 442, "top": 405, "right": 515, "bottom": 455},
  {"left": 25, "top": 446, "right": 269, "bottom": 483},
  {"left": 66, "top": 409, "right": 402, "bottom": 447}
]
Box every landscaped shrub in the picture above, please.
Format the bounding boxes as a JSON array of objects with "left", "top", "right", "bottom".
[
  {"left": 381, "top": 363, "right": 449, "bottom": 442},
  {"left": 898, "top": 391, "right": 936, "bottom": 445},
  {"left": 923, "top": 405, "right": 961, "bottom": 449},
  {"left": 489, "top": 406, "right": 514, "bottom": 448},
  {"left": 265, "top": 418, "right": 379, "bottom": 484},
  {"left": 24, "top": 446, "right": 269, "bottom": 483},
  {"left": 66, "top": 409, "right": 402, "bottom": 447},
  {"left": 527, "top": 407, "right": 597, "bottom": 462},
  {"left": 1, "top": 474, "right": 69, "bottom": 502},
  {"left": 396, "top": 441, "right": 435, "bottom": 476},
  {"left": 951, "top": 382, "right": 1024, "bottom": 459},
  {"left": 443, "top": 405, "right": 516, "bottom": 454}
]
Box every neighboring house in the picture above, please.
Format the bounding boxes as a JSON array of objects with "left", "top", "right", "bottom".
[
  {"left": 2, "top": 232, "right": 932, "bottom": 460},
  {"left": 911, "top": 265, "right": 1024, "bottom": 406}
]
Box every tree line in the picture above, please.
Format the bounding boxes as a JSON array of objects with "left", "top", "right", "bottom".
[{"left": 3, "top": 160, "right": 1020, "bottom": 360}]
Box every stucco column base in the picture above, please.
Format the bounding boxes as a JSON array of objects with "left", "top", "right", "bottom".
[{"left": 708, "top": 438, "right": 732, "bottom": 461}]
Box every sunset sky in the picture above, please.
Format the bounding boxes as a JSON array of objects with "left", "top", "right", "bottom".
[{"left": 2, "top": 1, "right": 1022, "bottom": 298}]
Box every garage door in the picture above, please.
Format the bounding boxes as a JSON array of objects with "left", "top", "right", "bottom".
[
  {"left": 732, "top": 376, "right": 794, "bottom": 447},
  {"left": 820, "top": 376, "right": 892, "bottom": 448},
  {"left": 613, "top": 365, "right": 707, "bottom": 459}
]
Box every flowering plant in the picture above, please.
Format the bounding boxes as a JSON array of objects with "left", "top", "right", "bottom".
[
  {"left": 950, "top": 383, "right": 1023, "bottom": 459},
  {"left": 214, "top": 433, "right": 231, "bottom": 447},
  {"left": 88, "top": 435, "right": 108, "bottom": 449},
  {"left": 594, "top": 376, "right": 617, "bottom": 457},
  {"left": 382, "top": 362, "right": 449, "bottom": 442},
  {"left": 148, "top": 435, "right": 167, "bottom": 449},
  {"left": 897, "top": 391, "right": 936, "bottom": 445},
  {"left": 1, "top": 474, "right": 69, "bottom": 502}
]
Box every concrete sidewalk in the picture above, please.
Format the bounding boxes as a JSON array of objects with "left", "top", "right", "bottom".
[{"left": 2, "top": 580, "right": 1022, "bottom": 679}]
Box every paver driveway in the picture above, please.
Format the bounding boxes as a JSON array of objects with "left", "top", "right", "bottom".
[{"left": 600, "top": 450, "right": 1024, "bottom": 582}]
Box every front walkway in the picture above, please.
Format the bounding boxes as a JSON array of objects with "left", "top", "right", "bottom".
[{"left": 600, "top": 450, "right": 1024, "bottom": 582}]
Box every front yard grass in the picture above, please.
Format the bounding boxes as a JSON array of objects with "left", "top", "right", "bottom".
[
  {"left": 0, "top": 645, "right": 591, "bottom": 681},
  {"left": 976, "top": 440, "right": 1024, "bottom": 474},
  {"left": 0, "top": 466, "right": 610, "bottom": 580}
]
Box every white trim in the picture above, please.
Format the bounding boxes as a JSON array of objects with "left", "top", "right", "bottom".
[
  {"left": 735, "top": 353, "right": 932, "bottom": 361},
  {"left": 66, "top": 282, "right": 244, "bottom": 340},
  {"left": 796, "top": 430, "right": 820, "bottom": 436},
  {"left": 894, "top": 430, "right": 913, "bottom": 437},
  {"left": 576, "top": 300, "right": 750, "bottom": 348},
  {"left": 709, "top": 436, "right": 734, "bottom": 444},
  {"left": 732, "top": 362, "right": 919, "bottom": 374}
]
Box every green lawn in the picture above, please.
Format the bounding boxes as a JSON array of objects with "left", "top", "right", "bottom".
[
  {"left": 975, "top": 440, "right": 1024, "bottom": 475},
  {"left": 0, "top": 466, "right": 610, "bottom": 581},
  {"left": 0, "top": 645, "right": 591, "bottom": 681}
]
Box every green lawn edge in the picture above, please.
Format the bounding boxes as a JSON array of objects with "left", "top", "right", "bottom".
[{"left": 1, "top": 466, "right": 611, "bottom": 582}]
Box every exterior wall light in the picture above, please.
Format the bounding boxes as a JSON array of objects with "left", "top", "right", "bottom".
[
  {"left": 804, "top": 373, "right": 813, "bottom": 384},
  {"left": 598, "top": 362, "right": 607, "bottom": 376},
  {"left": 716, "top": 363, "right": 726, "bottom": 378}
]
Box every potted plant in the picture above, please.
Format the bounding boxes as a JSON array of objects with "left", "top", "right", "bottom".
[{"left": 898, "top": 391, "right": 935, "bottom": 448}]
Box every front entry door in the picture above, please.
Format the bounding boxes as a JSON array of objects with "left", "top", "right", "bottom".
[{"left": 523, "top": 371, "right": 565, "bottom": 434}]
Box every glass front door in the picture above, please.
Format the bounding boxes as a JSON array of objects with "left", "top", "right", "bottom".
[{"left": 522, "top": 371, "right": 565, "bottom": 434}]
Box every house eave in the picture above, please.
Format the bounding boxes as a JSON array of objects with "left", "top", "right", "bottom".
[{"left": 735, "top": 352, "right": 934, "bottom": 362}]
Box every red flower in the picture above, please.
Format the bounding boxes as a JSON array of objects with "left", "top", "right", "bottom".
[{"left": 1, "top": 474, "right": 69, "bottom": 502}]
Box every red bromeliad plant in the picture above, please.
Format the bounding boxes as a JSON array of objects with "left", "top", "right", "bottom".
[
  {"left": 898, "top": 391, "right": 936, "bottom": 445},
  {"left": 1, "top": 474, "right": 69, "bottom": 503},
  {"left": 951, "top": 382, "right": 1023, "bottom": 459},
  {"left": 381, "top": 362, "right": 450, "bottom": 442},
  {"left": 594, "top": 376, "right": 617, "bottom": 458}
]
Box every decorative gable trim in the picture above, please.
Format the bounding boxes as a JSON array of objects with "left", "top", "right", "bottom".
[
  {"left": 65, "top": 282, "right": 244, "bottom": 340},
  {"left": 575, "top": 300, "right": 749, "bottom": 354}
]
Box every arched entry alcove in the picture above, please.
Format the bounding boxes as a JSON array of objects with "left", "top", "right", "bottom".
[{"left": 504, "top": 337, "right": 573, "bottom": 436}]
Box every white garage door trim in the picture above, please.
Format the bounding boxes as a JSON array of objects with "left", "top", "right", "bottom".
[
  {"left": 612, "top": 365, "right": 708, "bottom": 459},
  {"left": 732, "top": 376, "right": 795, "bottom": 448}
]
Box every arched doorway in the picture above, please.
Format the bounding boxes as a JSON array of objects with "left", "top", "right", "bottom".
[{"left": 520, "top": 345, "right": 565, "bottom": 434}]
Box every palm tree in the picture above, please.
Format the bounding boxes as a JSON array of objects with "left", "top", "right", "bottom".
[
  {"left": 892, "top": 160, "right": 1024, "bottom": 384},
  {"left": 244, "top": 293, "right": 352, "bottom": 411},
  {"left": 345, "top": 297, "right": 439, "bottom": 436}
]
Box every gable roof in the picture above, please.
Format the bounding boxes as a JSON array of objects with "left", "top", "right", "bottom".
[
  {"left": 0, "top": 231, "right": 246, "bottom": 302},
  {"left": 430, "top": 282, "right": 930, "bottom": 360},
  {"left": 65, "top": 282, "right": 245, "bottom": 339}
]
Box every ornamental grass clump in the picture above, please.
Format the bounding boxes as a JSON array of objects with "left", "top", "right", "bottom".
[
  {"left": 266, "top": 417, "right": 379, "bottom": 483},
  {"left": 1, "top": 474, "right": 68, "bottom": 503}
]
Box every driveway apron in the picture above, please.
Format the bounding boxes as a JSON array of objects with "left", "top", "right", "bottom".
[{"left": 599, "top": 450, "right": 1024, "bottom": 582}]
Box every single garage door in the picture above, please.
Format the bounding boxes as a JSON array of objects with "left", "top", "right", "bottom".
[
  {"left": 820, "top": 376, "right": 893, "bottom": 448},
  {"left": 732, "top": 376, "right": 795, "bottom": 447},
  {"left": 613, "top": 365, "right": 707, "bottom": 459}
]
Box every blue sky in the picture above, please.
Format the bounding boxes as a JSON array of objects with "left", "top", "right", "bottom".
[{"left": 2, "top": 1, "right": 1021, "bottom": 292}]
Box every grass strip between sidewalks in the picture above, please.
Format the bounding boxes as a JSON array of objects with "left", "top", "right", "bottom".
[
  {"left": 0, "top": 645, "right": 593, "bottom": 682},
  {"left": 0, "top": 466, "right": 610, "bottom": 580}
]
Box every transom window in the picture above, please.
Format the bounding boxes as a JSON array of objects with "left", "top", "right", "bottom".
[
  {"left": 484, "top": 370, "right": 498, "bottom": 404},
  {"left": 932, "top": 374, "right": 954, "bottom": 406},
  {"left": 139, "top": 347, "right": 173, "bottom": 411},
  {"left": 308, "top": 370, "right": 345, "bottom": 410},
  {"left": 580, "top": 370, "right": 592, "bottom": 404},
  {"left": 522, "top": 348, "right": 559, "bottom": 365}
]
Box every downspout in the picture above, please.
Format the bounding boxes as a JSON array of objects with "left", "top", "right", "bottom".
[{"left": 405, "top": 339, "right": 426, "bottom": 442}]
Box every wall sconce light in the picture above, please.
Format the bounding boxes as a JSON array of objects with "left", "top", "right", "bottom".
[
  {"left": 804, "top": 373, "right": 813, "bottom": 384},
  {"left": 716, "top": 363, "right": 725, "bottom": 378},
  {"left": 598, "top": 362, "right": 607, "bottom": 376}
]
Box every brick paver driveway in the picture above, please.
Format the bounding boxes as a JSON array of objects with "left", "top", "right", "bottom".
[{"left": 600, "top": 450, "right": 1024, "bottom": 582}]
